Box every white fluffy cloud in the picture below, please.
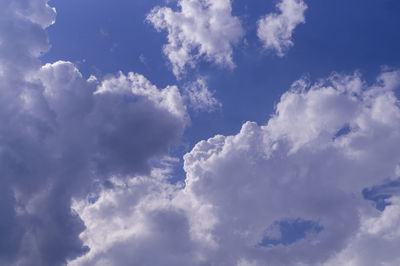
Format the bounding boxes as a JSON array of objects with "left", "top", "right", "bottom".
[
  {"left": 70, "top": 69, "right": 400, "bottom": 265},
  {"left": 182, "top": 70, "right": 400, "bottom": 265},
  {"left": 257, "top": 0, "right": 307, "bottom": 56},
  {"left": 147, "top": 0, "right": 244, "bottom": 77},
  {"left": 68, "top": 166, "right": 213, "bottom": 266}
]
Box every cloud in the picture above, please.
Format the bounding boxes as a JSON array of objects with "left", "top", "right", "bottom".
[
  {"left": 147, "top": 0, "right": 244, "bottom": 77},
  {"left": 182, "top": 69, "right": 400, "bottom": 265},
  {"left": 257, "top": 0, "right": 307, "bottom": 56},
  {"left": 324, "top": 197, "right": 400, "bottom": 266},
  {"left": 20, "top": 63, "right": 187, "bottom": 266},
  {"left": 3, "top": 0, "right": 400, "bottom": 265},
  {"left": 70, "top": 69, "right": 400, "bottom": 265},
  {"left": 183, "top": 78, "right": 221, "bottom": 112},
  {"left": 68, "top": 166, "right": 213, "bottom": 266},
  {"left": 37, "top": 63, "right": 188, "bottom": 176},
  {"left": 7, "top": 61, "right": 188, "bottom": 266},
  {"left": 0, "top": 1, "right": 189, "bottom": 264}
]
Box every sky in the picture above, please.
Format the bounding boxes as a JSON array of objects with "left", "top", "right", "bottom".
[{"left": 1, "top": 0, "right": 400, "bottom": 265}]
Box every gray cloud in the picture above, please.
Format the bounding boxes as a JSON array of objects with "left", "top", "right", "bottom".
[
  {"left": 71, "top": 70, "right": 400, "bottom": 265},
  {"left": 0, "top": 1, "right": 188, "bottom": 265}
]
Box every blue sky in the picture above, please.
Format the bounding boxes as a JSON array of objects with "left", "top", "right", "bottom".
[
  {"left": 2, "top": 0, "right": 400, "bottom": 265},
  {"left": 43, "top": 0, "right": 400, "bottom": 144},
  {"left": 43, "top": 0, "right": 400, "bottom": 183}
]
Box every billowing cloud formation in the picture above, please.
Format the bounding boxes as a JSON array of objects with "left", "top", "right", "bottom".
[
  {"left": 69, "top": 166, "right": 213, "bottom": 266},
  {"left": 325, "top": 196, "right": 400, "bottom": 266},
  {"left": 4, "top": 0, "right": 400, "bottom": 265},
  {"left": 70, "top": 70, "right": 400, "bottom": 265},
  {"left": 147, "top": 0, "right": 244, "bottom": 77},
  {"left": 257, "top": 0, "right": 307, "bottom": 56},
  {"left": 0, "top": 1, "right": 188, "bottom": 265},
  {"left": 182, "top": 70, "right": 400, "bottom": 265}
]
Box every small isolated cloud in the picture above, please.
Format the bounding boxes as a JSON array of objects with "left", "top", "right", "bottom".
[
  {"left": 139, "top": 54, "right": 147, "bottom": 65},
  {"left": 146, "top": 0, "right": 244, "bottom": 77},
  {"left": 257, "top": 0, "right": 307, "bottom": 56},
  {"left": 183, "top": 78, "right": 221, "bottom": 112}
]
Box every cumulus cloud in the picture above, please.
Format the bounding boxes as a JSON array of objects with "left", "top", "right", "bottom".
[
  {"left": 70, "top": 69, "right": 400, "bottom": 265},
  {"left": 147, "top": 0, "right": 244, "bottom": 77},
  {"left": 183, "top": 69, "right": 400, "bottom": 265},
  {"left": 68, "top": 166, "right": 213, "bottom": 266},
  {"left": 19, "top": 63, "right": 187, "bottom": 266},
  {"left": 0, "top": 1, "right": 188, "bottom": 265},
  {"left": 257, "top": 0, "right": 307, "bottom": 56},
  {"left": 4, "top": 0, "right": 400, "bottom": 265},
  {"left": 37, "top": 63, "right": 188, "bottom": 176},
  {"left": 324, "top": 196, "right": 400, "bottom": 266}
]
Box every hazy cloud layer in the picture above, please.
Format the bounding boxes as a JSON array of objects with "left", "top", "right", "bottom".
[
  {"left": 257, "top": 0, "right": 307, "bottom": 56},
  {"left": 70, "top": 70, "right": 400, "bottom": 265},
  {"left": 147, "top": 0, "right": 244, "bottom": 77}
]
